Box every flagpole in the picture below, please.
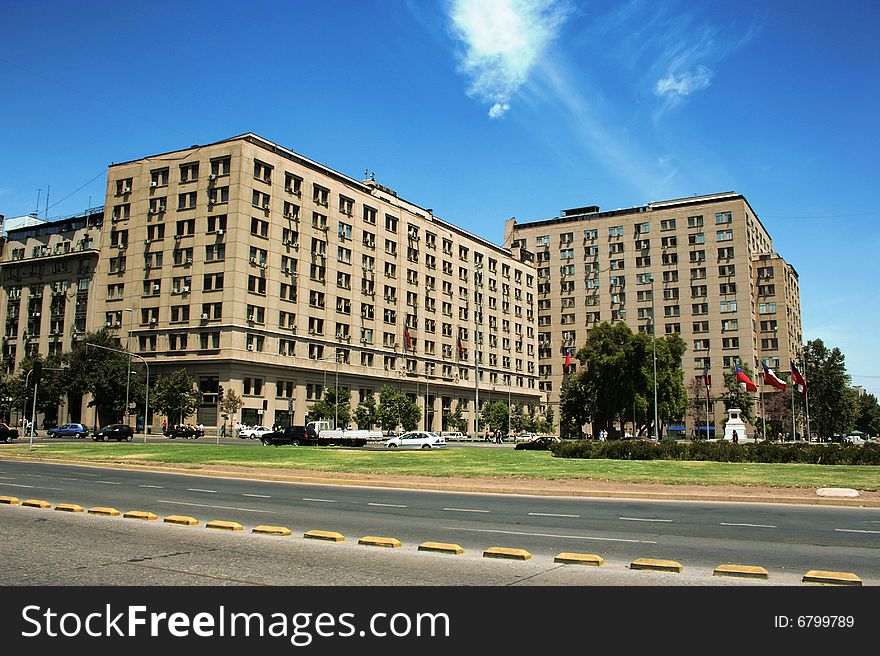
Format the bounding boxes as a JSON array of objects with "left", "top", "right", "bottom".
[
  {"left": 802, "top": 346, "right": 811, "bottom": 442},
  {"left": 791, "top": 380, "right": 796, "bottom": 442},
  {"left": 705, "top": 375, "right": 710, "bottom": 440},
  {"left": 760, "top": 384, "right": 766, "bottom": 442}
]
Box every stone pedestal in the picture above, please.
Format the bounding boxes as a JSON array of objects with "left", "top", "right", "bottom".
[{"left": 723, "top": 408, "right": 747, "bottom": 442}]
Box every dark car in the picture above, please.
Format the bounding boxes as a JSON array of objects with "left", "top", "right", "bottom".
[
  {"left": 514, "top": 436, "right": 561, "bottom": 451},
  {"left": 0, "top": 423, "right": 19, "bottom": 444},
  {"left": 93, "top": 424, "right": 134, "bottom": 442},
  {"left": 261, "top": 425, "right": 319, "bottom": 446},
  {"left": 47, "top": 423, "right": 89, "bottom": 439},
  {"left": 165, "top": 425, "right": 203, "bottom": 439}
]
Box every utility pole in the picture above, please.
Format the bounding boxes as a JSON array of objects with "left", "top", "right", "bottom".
[{"left": 650, "top": 275, "right": 659, "bottom": 441}]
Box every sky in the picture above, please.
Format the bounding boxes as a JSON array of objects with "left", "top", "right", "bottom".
[{"left": 1, "top": 0, "right": 878, "bottom": 395}]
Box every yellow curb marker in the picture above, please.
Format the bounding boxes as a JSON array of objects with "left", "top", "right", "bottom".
[
  {"left": 206, "top": 520, "right": 243, "bottom": 531},
  {"left": 123, "top": 511, "right": 158, "bottom": 521},
  {"left": 304, "top": 530, "right": 344, "bottom": 542},
  {"left": 714, "top": 564, "right": 769, "bottom": 580},
  {"left": 253, "top": 525, "right": 292, "bottom": 536},
  {"left": 554, "top": 552, "right": 605, "bottom": 567},
  {"left": 88, "top": 507, "right": 120, "bottom": 517},
  {"left": 483, "top": 547, "right": 531, "bottom": 561},
  {"left": 359, "top": 536, "right": 402, "bottom": 548},
  {"left": 55, "top": 504, "right": 84, "bottom": 513},
  {"left": 418, "top": 542, "right": 464, "bottom": 555},
  {"left": 164, "top": 515, "right": 199, "bottom": 526},
  {"left": 22, "top": 499, "right": 51, "bottom": 509},
  {"left": 0, "top": 496, "right": 20, "bottom": 505},
  {"left": 802, "top": 570, "right": 862, "bottom": 586},
  {"left": 630, "top": 558, "right": 683, "bottom": 573}
]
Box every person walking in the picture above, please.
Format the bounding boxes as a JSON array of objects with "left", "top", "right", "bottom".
[{"left": 732, "top": 429, "right": 739, "bottom": 444}]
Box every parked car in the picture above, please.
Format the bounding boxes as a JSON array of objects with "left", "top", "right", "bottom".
[
  {"left": 384, "top": 431, "right": 446, "bottom": 449},
  {"left": 0, "top": 423, "right": 19, "bottom": 443},
  {"left": 165, "top": 425, "right": 203, "bottom": 439},
  {"left": 93, "top": 424, "right": 134, "bottom": 442},
  {"left": 441, "top": 431, "right": 466, "bottom": 441},
  {"left": 47, "top": 423, "right": 89, "bottom": 439},
  {"left": 514, "top": 435, "right": 561, "bottom": 450},
  {"left": 238, "top": 425, "right": 273, "bottom": 440},
  {"left": 514, "top": 432, "right": 537, "bottom": 442},
  {"left": 843, "top": 435, "right": 866, "bottom": 446}
]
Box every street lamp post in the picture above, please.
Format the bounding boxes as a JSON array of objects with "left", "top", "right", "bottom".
[
  {"left": 650, "top": 275, "right": 659, "bottom": 441},
  {"left": 86, "top": 343, "right": 150, "bottom": 443},
  {"left": 23, "top": 365, "right": 65, "bottom": 453},
  {"left": 123, "top": 308, "right": 134, "bottom": 429}
]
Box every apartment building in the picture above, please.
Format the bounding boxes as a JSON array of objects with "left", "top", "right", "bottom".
[
  {"left": 505, "top": 192, "right": 802, "bottom": 436},
  {"left": 0, "top": 208, "right": 103, "bottom": 424},
  {"left": 92, "top": 133, "right": 541, "bottom": 432}
]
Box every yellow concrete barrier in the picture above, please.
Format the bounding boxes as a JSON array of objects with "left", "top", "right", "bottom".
[
  {"left": 22, "top": 499, "right": 51, "bottom": 509},
  {"left": 123, "top": 511, "right": 158, "bottom": 520},
  {"left": 630, "top": 558, "right": 683, "bottom": 573},
  {"left": 0, "top": 496, "right": 20, "bottom": 505},
  {"left": 164, "top": 515, "right": 199, "bottom": 526},
  {"left": 483, "top": 547, "right": 531, "bottom": 561},
  {"left": 418, "top": 542, "right": 464, "bottom": 555},
  {"left": 54, "top": 504, "right": 84, "bottom": 513},
  {"left": 206, "top": 520, "right": 244, "bottom": 531},
  {"left": 304, "top": 530, "right": 344, "bottom": 542},
  {"left": 714, "top": 564, "right": 769, "bottom": 580},
  {"left": 802, "top": 570, "right": 862, "bottom": 586},
  {"left": 554, "top": 552, "right": 604, "bottom": 566},
  {"left": 88, "top": 507, "right": 120, "bottom": 516},
  {"left": 252, "top": 525, "right": 292, "bottom": 536},
  {"left": 359, "top": 536, "right": 402, "bottom": 548}
]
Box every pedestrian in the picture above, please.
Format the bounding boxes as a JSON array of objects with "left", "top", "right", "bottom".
[
  {"left": 220, "top": 423, "right": 226, "bottom": 438},
  {"left": 732, "top": 429, "right": 739, "bottom": 444}
]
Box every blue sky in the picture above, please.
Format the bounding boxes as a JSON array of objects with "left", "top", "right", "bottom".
[{"left": 2, "top": 0, "right": 878, "bottom": 395}]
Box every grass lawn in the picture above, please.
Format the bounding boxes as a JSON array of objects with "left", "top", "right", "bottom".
[{"left": 3, "top": 443, "right": 880, "bottom": 490}]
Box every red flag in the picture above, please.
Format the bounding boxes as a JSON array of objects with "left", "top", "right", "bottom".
[
  {"left": 457, "top": 336, "right": 464, "bottom": 359},
  {"left": 762, "top": 363, "right": 787, "bottom": 391},
  {"left": 791, "top": 362, "right": 807, "bottom": 398},
  {"left": 404, "top": 326, "right": 413, "bottom": 350},
  {"left": 734, "top": 363, "right": 757, "bottom": 392},
  {"left": 704, "top": 368, "right": 711, "bottom": 391},
  {"left": 564, "top": 348, "right": 572, "bottom": 372}
]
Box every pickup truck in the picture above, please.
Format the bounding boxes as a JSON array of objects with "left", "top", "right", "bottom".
[{"left": 261, "top": 424, "right": 368, "bottom": 447}]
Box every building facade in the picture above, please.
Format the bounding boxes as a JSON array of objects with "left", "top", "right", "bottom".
[
  {"left": 505, "top": 192, "right": 803, "bottom": 436},
  {"left": 90, "top": 133, "right": 541, "bottom": 432}
]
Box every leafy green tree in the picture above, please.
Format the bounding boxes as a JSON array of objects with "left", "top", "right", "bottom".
[
  {"left": 151, "top": 370, "right": 203, "bottom": 426},
  {"left": 480, "top": 401, "right": 512, "bottom": 434},
  {"left": 445, "top": 401, "right": 467, "bottom": 432},
  {"left": 8, "top": 354, "right": 67, "bottom": 426},
  {"left": 376, "top": 385, "right": 421, "bottom": 432},
  {"left": 643, "top": 332, "right": 688, "bottom": 434},
  {"left": 218, "top": 388, "right": 243, "bottom": 433},
  {"left": 353, "top": 394, "right": 378, "bottom": 429},
  {"left": 721, "top": 361, "right": 756, "bottom": 424},
  {"left": 560, "top": 373, "right": 592, "bottom": 438},
  {"left": 306, "top": 387, "right": 352, "bottom": 427},
  {"left": 803, "top": 339, "right": 857, "bottom": 438},
  {"left": 855, "top": 393, "right": 880, "bottom": 436}
]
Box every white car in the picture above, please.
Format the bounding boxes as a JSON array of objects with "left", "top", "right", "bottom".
[
  {"left": 441, "top": 431, "right": 466, "bottom": 441},
  {"left": 385, "top": 431, "right": 446, "bottom": 449},
  {"left": 239, "top": 425, "right": 273, "bottom": 440}
]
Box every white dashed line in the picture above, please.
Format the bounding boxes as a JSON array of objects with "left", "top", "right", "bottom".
[
  {"left": 242, "top": 494, "right": 271, "bottom": 499},
  {"left": 720, "top": 522, "right": 777, "bottom": 529},
  {"left": 1, "top": 483, "right": 33, "bottom": 488},
  {"left": 156, "top": 500, "right": 270, "bottom": 513},
  {"left": 139, "top": 485, "right": 163, "bottom": 489},
  {"left": 0, "top": 476, "right": 17, "bottom": 480},
  {"left": 368, "top": 503, "right": 407, "bottom": 508},
  {"left": 187, "top": 489, "right": 217, "bottom": 493},
  {"left": 619, "top": 517, "right": 672, "bottom": 523},
  {"left": 443, "top": 508, "right": 489, "bottom": 513},
  {"left": 96, "top": 481, "right": 122, "bottom": 485},
  {"left": 529, "top": 512, "right": 580, "bottom": 518},
  {"left": 302, "top": 498, "right": 336, "bottom": 503},
  {"left": 835, "top": 528, "right": 880, "bottom": 535},
  {"left": 446, "top": 526, "right": 657, "bottom": 544}
]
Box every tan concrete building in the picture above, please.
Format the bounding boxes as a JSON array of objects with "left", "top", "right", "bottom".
[
  {"left": 505, "top": 192, "right": 803, "bottom": 436},
  {"left": 92, "top": 133, "right": 541, "bottom": 432}
]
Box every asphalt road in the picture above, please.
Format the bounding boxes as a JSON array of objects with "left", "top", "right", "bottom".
[{"left": 0, "top": 459, "right": 878, "bottom": 583}]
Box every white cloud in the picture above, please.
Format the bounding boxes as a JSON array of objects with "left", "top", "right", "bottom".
[
  {"left": 448, "top": 0, "right": 570, "bottom": 118},
  {"left": 655, "top": 64, "right": 713, "bottom": 98}
]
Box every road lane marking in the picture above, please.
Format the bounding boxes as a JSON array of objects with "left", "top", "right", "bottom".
[
  {"left": 529, "top": 512, "right": 580, "bottom": 518},
  {"left": 187, "top": 489, "right": 217, "bottom": 493},
  {"left": 302, "top": 498, "right": 336, "bottom": 503},
  {"left": 156, "top": 500, "right": 272, "bottom": 513},
  {"left": 96, "top": 481, "right": 122, "bottom": 485},
  {"left": 720, "top": 522, "right": 777, "bottom": 529},
  {"left": 368, "top": 503, "right": 408, "bottom": 508},
  {"left": 445, "top": 526, "right": 657, "bottom": 544},
  {"left": 835, "top": 528, "right": 880, "bottom": 534},
  {"left": 59, "top": 478, "right": 81, "bottom": 482},
  {"left": 1, "top": 483, "right": 33, "bottom": 488},
  {"left": 139, "top": 485, "right": 163, "bottom": 489},
  {"left": 443, "top": 508, "right": 489, "bottom": 513},
  {"left": 242, "top": 494, "right": 271, "bottom": 498},
  {"left": 619, "top": 517, "right": 672, "bottom": 523},
  {"left": 0, "top": 476, "right": 17, "bottom": 480}
]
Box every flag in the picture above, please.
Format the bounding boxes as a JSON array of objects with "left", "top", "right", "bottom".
[
  {"left": 457, "top": 336, "right": 464, "bottom": 359},
  {"left": 791, "top": 361, "right": 807, "bottom": 398},
  {"left": 704, "top": 368, "right": 711, "bottom": 391},
  {"left": 762, "top": 362, "right": 787, "bottom": 391},
  {"left": 404, "top": 326, "right": 413, "bottom": 351},
  {"left": 734, "top": 363, "right": 757, "bottom": 392},
  {"left": 564, "top": 347, "right": 572, "bottom": 373}
]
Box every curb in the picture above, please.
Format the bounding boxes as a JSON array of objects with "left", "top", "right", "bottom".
[
  {"left": 418, "top": 542, "right": 464, "bottom": 555},
  {"left": 359, "top": 536, "right": 402, "bottom": 548},
  {"left": 22, "top": 499, "right": 51, "bottom": 509},
  {"left": 206, "top": 520, "right": 243, "bottom": 531},
  {"left": 483, "top": 547, "right": 531, "bottom": 561},
  {"left": 630, "top": 558, "right": 683, "bottom": 573},
  {"left": 252, "top": 525, "right": 292, "bottom": 536},
  {"left": 802, "top": 570, "right": 862, "bottom": 586},
  {"left": 123, "top": 511, "right": 158, "bottom": 520},
  {"left": 304, "top": 530, "right": 344, "bottom": 542},
  {"left": 54, "top": 503, "right": 84, "bottom": 513},
  {"left": 87, "top": 507, "right": 120, "bottom": 516},
  {"left": 554, "top": 552, "right": 604, "bottom": 566},
  {"left": 164, "top": 515, "right": 199, "bottom": 526},
  {"left": 714, "top": 564, "right": 769, "bottom": 580},
  {"left": 0, "top": 496, "right": 20, "bottom": 505}
]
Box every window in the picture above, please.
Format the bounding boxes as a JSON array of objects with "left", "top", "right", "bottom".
[
  {"left": 176, "top": 219, "right": 196, "bottom": 237},
  {"left": 636, "top": 222, "right": 650, "bottom": 234},
  {"left": 687, "top": 215, "right": 703, "bottom": 228},
  {"left": 720, "top": 300, "right": 738, "bottom": 313},
  {"left": 661, "top": 236, "right": 677, "bottom": 248},
  {"left": 660, "top": 218, "right": 676, "bottom": 231},
  {"left": 205, "top": 244, "right": 225, "bottom": 261},
  {"left": 201, "top": 302, "right": 222, "bottom": 320},
  {"left": 177, "top": 192, "right": 196, "bottom": 210},
  {"left": 609, "top": 226, "right": 624, "bottom": 237},
  {"left": 722, "top": 337, "right": 740, "bottom": 349},
  {"left": 170, "top": 305, "right": 190, "bottom": 323},
  {"left": 173, "top": 247, "right": 194, "bottom": 266},
  {"left": 253, "top": 160, "right": 272, "bottom": 184},
  {"left": 207, "top": 215, "right": 227, "bottom": 233},
  {"left": 247, "top": 275, "right": 267, "bottom": 295},
  {"left": 284, "top": 172, "right": 302, "bottom": 195},
  {"left": 339, "top": 195, "right": 354, "bottom": 216},
  {"left": 208, "top": 186, "right": 228, "bottom": 205},
  {"left": 693, "top": 321, "right": 709, "bottom": 333},
  {"left": 246, "top": 305, "right": 265, "bottom": 324},
  {"left": 150, "top": 168, "right": 169, "bottom": 187},
  {"left": 179, "top": 162, "right": 199, "bottom": 183},
  {"left": 688, "top": 233, "right": 705, "bottom": 245},
  {"left": 719, "top": 282, "right": 737, "bottom": 295},
  {"left": 363, "top": 205, "right": 377, "bottom": 225},
  {"left": 211, "top": 157, "right": 230, "bottom": 177},
  {"left": 718, "top": 264, "right": 736, "bottom": 276},
  {"left": 715, "top": 211, "right": 732, "bottom": 224},
  {"left": 718, "top": 247, "right": 735, "bottom": 259},
  {"left": 313, "top": 185, "right": 329, "bottom": 207},
  {"left": 758, "top": 302, "right": 777, "bottom": 314},
  {"left": 250, "top": 217, "right": 269, "bottom": 238},
  {"left": 252, "top": 190, "right": 271, "bottom": 210},
  {"left": 716, "top": 229, "right": 733, "bottom": 241},
  {"left": 200, "top": 332, "right": 221, "bottom": 350}
]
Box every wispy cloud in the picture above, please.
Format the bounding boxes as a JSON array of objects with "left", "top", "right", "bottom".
[
  {"left": 656, "top": 64, "right": 713, "bottom": 98},
  {"left": 447, "top": 0, "right": 570, "bottom": 119}
]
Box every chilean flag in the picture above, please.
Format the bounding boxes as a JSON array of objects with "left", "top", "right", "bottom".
[
  {"left": 791, "top": 361, "right": 807, "bottom": 398},
  {"left": 404, "top": 326, "right": 413, "bottom": 351},
  {"left": 762, "top": 362, "right": 787, "bottom": 391},
  {"left": 704, "top": 368, "right": 711, "bottom": 391},
  {"left": 457, "top": 336, "right": 464, "bottom": 359},
  {"left": 734, "top": 363, "right": 757, "bottom": 392},
  {"left": 564, "top": 347, "right": 573, "bottom": 373}
]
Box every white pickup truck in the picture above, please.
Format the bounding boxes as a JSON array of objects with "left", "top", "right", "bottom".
[{"left": 306, "top": 421, "right": 385, "bottom": 443}]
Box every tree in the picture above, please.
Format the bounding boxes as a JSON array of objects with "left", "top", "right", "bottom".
[
  {"left": 685, "top": 377, "right": 714, "bottom": 438},
  {"left": 376, "top": 385, "right": 421, "bottom": 433},
  {"left": 480, "top": 401, "right": 512, "bottom": 434},
  {"left": 761, "top": 386, "right": 803, "bottom": 439},
  {"left": 855, "top": 393, "right": 880, "bottom": 436},
  {"left": 803, "top": 339, "right": 857, "bottom": 438},
  {"left": 353, "top": 394, "right": 378, "bottom": 429},
  {"left": 445, "top": 401, "right": 467, "bottom": 433},
  {"left": 306, "top": 387, "right": 352, "bottom": 427},
  {"left": 8, "top": 353, "right": 67, "bottom": 427},
  {"left": 219, "top": 389, "right": 243, "bottom": 426},
  {"left": 721, "top": 361, "right": 756, "bottom": 424},
  {"left": 152, "top": 370, "right": 203, "bottom": 426},
  {"left": 644, "top": 332, "right": 688, "bottom": 434}
]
